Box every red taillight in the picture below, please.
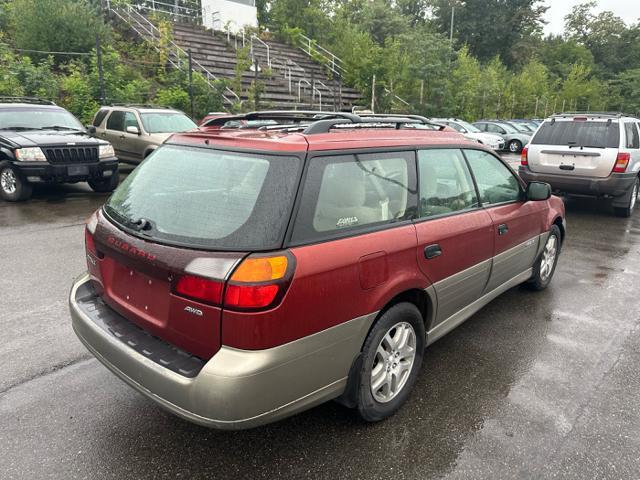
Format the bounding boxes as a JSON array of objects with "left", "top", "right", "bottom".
[
  {"left": 521, "top": 146, "right": 529, "bottom": 166},
  {"left": 224, "top": 284, "right": 279, "bottom": 309},
  {"left": 85, "top": 228, "right": 96, "bottom": 255},
  {"left": 613, "top": 152, "right": 631, "bottom": 173},
  {"left": 175, "top": 275, "right": 224, "bottom": 305}
]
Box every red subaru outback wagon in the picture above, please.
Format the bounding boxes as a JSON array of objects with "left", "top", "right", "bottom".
[{"left": 69, "top": 111, "right": 565, "bottom": 429}]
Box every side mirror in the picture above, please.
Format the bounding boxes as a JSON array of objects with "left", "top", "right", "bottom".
[
  {"left": 126, "top": 125, "right": 140, "bottom": 135},
  {"left": 526, "top": 181, "right": 552, "bottom": 201},
  {"left": 86, "top": 125, "right": 96, "bottom": 135}
]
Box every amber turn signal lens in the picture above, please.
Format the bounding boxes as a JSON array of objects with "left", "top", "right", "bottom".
[{"left": 231, "top": 256, "right": 288, "bottom": 283}]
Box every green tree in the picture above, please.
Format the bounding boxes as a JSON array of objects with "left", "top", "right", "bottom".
[
  {"left": 431, "top": 0, "right": 548, "bottom": 66},
  {"left": 7, "top": 0, "right": 109, "bottom": 62}
]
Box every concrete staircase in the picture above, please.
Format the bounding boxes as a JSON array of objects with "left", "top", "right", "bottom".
[{"left": 109, "top": 5, "right": 362, "bottom": 111}]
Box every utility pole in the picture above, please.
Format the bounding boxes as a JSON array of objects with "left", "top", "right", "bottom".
[
  {"left": 449, "top": 4, "right": 455, "bottom": 45},
  {"left": 188, "top": 49, "right": 194, "bottom": 119},
  {"left": 534, "top": 97, "right": 539, "bottom": 117},
  {"left": 96, "top": 35, "right": 105, "bottom": 105},
  {"left": 371, "top": 75, "right": 376, "bottom": 112},
  {"left": 253, "top": 57, "right": 260, "bottom": 110},
  {"left": 420, "top": 80, "right": 424, "bottom": 105}
]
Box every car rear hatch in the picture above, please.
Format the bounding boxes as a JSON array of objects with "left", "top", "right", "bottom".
[
  {"left": 527, "top": 118, "right": 620, "bottom": 178},
  {"left": 86, "top": 144, "right": 302, "bottom": 360}
]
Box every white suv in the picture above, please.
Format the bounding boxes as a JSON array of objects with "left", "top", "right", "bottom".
[{"left": 520, "top": 113, "right": 640, "bottom": 217}]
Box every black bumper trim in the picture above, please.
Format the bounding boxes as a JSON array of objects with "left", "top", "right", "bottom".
[
  {"left": 12, "top": 159, "right": 118, "bottom": 182},
  {"left": 519, "top": 167, "right": 637, "bottom": 197},
  {"left": 74, "top": 281, "right": 206, "bottom": 378}
]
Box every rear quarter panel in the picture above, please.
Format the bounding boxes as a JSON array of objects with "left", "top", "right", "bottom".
[{"left": 221, "top": 224, "right": 429, "bottom": 350}]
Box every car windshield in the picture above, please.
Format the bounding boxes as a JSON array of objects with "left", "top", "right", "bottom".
[
  {"left": 497, "top": 123, "right": 518, "bottom": 134},
  {"left": 104, "top": 145, "right": 301, "bottom": 250},
  {"left": 140, "top": 112, "right": 197, "bottom": 134},
  {"left": 0, "top": 107, "right": 84, "bottom": 130},
  {"left": 510, "top": 123, "right": 531, "bottom": 133},
  {"left": 457, "top": 121, "right": 481, "bottom": 133},
  {"left": 531, "top": 121, "right": 620, "bottom": 148}
]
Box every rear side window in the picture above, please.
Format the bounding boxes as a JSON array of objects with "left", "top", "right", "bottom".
[
  {"left": 104, "top": 145, "right": 301, "bottom": 250},
  {"left": 418, "top": 149, "right": 478, "bottom": 218},
  {"left": 291, "top": 151, "right": 416, "bottom": 243},
  {"left": 106, "top": 111, "right": 125, "bottom": 131},
  {"left": 464, "top": 149, "right": 521, "bottom": 205},
  {"left": 532, "top": 121, "right": 620, "bottom": 148},
  {"left": 486, "top": 124, "right": 506, "bottom": 135},
  {"left": 93, "top": 109, "right": 109, "bottom": 127},
  {"left": 624, "top": 122, "right": 639, "bottom": 149}
]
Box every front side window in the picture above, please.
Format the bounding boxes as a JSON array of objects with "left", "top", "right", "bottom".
[
  {"left": 124, "top": 112, "right": 139, "bottom": 131},
  {"left": 625, "top": 122, "right": 639, "bottom": 149},
  {"left": 291, "top": 151, "right": 416, "bottom": 243},
  {"left": 486, "top": 124, "right": 506, "bottom": 135},
  {"left": 464, "top": 149, "right": 521, "bottom": 205},
  {"left": 105, "top": 145, "right": 301, "bottom": 250},
  {"left": 418, "top": 149, "right": 478, "bottom": 218}
]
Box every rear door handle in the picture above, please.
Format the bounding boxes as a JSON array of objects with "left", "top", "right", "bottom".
[
  {"left": 498, "top": 224, "right": 509, "bottom": 236},
  {"left": 424, "top": 244, "right": 442, "bottom": 259}
]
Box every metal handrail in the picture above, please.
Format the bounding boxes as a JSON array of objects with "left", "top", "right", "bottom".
[
  {"left": 250, "top": 34, "right": 270, "bottom": 68},
  {"left": 384, "top": 88, "right": 411, "bottom": 108},
  {"left": 112, "top": 5, "right": 240, "bottom": 103},
  {"left": 298, "top": 79, "right": 311, "bottom": 103},
  {"left": 296, "top": 33, "right": 346, "bottom": 77}
]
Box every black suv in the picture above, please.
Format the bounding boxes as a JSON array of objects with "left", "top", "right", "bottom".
[{"left": 0, "top": 97, "right": 119, "bottom": 201}]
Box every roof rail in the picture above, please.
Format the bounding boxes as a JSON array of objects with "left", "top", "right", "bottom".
[
  {"left": 108, "top": 103, "right": 173, "bottom": 109},
  {"left": 0, "top": 96, "right": 56, "bottom": 106},
  {"left": 200, "top": 110, "right": 449, "bottom": 134},
  {"left": 551, "top": 111, "right": 635, "bottom": 118},
  {"left": 202, "top": 110, "right": 361, "bottom": 128}
]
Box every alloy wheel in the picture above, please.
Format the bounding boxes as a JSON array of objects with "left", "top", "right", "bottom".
[
  {"left": 1, "top": 168, "right": 17, "bottom": 194},
  {"left": 539, "top": 234, "right": 558, "bottom": 282},
  {"left": 370, "top": 322, "right": 417, "bottom": 403}
]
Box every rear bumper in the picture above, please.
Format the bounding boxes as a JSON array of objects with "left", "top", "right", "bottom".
[
  {"left": 519, "top": 167, "right": 637, "bottom": 197},
  {"left": 12, "top": 159, "right": 118, "bottom": 183},
  {"left": 69, "top": 274, "right": 375, "bottom": 430}
]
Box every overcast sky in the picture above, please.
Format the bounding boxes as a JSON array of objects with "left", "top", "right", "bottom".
[{"left": 543, "top": 0, "right": 640, "bottom": 35}]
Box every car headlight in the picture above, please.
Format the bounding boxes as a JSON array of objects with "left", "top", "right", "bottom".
[
  {"left": 99, "top": 144, "right": 115, "bottom": 159},
  {"left": 15, "top": 147, "right": 47, "bottom": 162}
]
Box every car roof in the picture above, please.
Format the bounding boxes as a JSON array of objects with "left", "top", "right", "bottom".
[
  {"left": 169, "top": 127, "right": 481, "bottom": 153},
  {"left": 101, "top": 105, "right": 184, "bottom": 114},
  {"left": 0, "top": 103, "right": 62, "bottom": 109}
]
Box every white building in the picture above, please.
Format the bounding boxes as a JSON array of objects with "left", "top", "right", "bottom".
[{"left": 201, "top": 0, "right": 258, "bottom": 33}]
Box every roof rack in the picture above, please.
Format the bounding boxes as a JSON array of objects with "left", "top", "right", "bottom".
[
  {"left": 551, "top": 112, "right": 637, "bottom": 118},
  {"left": 0, "top": 96, "right": 56, "bottom": 106},
  {"left": 202, "top": 110, "right": 448, "bottom": 135},
  {"left": 108, "top": 103, "right": 173, "bottom": 109}
]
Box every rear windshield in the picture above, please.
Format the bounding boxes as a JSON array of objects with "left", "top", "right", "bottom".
[
  {"left": 532, "top": 121, "right": 620, "bottom": 148},
  {"left": 104, "top": 145, "right": 301, "bottom": 250}
]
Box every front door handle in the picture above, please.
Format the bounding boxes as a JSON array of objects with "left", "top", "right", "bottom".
[
  {"left": 498, "top": 224, "right": 509, "bottom": 236},
  {"left": 424, "top": 244, "right": 442, "bottom": 259}
]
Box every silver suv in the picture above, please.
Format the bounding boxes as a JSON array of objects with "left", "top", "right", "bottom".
[
  {"left": 90, "top": 105, "right": 197, "bottom": 164},
  {"left": 520, "top": 113, "right": 640, "bottom": 217}
]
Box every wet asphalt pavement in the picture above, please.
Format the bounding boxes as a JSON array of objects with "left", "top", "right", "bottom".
[{"left": 1, "top": 157, "right": 639, "bottom": 479}]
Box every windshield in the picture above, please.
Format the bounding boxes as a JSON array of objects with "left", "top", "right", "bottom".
[
  {"left": 498, "top": 123, "right": 518, "bottom": 134},
  {"left": 140, "top": 113, "right": 197, "bottom": 134},
  {"left": 531, "top": 121, "right": 620, "bottom": 148},
  {"left": 0, "top": 107, "right": 84, "bottom": 130},
  {"left": 457, "top": 121, "right": 481, "bottom": 133},
  {"left": 104, "top": 145, "right": 301, "bottom": 250},
  {"left": 511, "top": 123, "right": 531, "bottom": 133}
]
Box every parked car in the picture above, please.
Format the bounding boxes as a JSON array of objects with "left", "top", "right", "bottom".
[
  {"left": 69, "top": 110, "right": 565, "bottom": 429},
  {"left": 511, "top": 119, "right": 540, "bottom": 131},
  {"left": 521, "top": 112, "right": 640, "bottom": 217},
  {"left": 432, "top": 118, "right": 505, "bottom": 151},
  {"left": 91, "top": 105, "right": 197, "bottom": 164},
  {"left": 474, "top": 120, "right": 532, "bottom": 153},
  {"left": 0, "top": 97, "right": 118, "bottom": 201},
  {"left": 504, "top": 120, "right": 536, "bottom": 133}
]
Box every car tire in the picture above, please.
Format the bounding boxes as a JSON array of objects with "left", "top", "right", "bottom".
[
  {"left": 527, "top": 225, "right": 562, "bottom": 291},
  {"left": 0, "top": 164, "right": 33, "bottom": 201},
  {"left": 88, "top": 172, "right": 119, "bottom": 193},
  {"left": 355, "top": 303, "right": 425, "bottom": 422},
  {"left": 508, "top": 140, "right": 523, "bottom": 153},
  {"left": 613, "top": 177, "right": 639, "bottom": 218}
]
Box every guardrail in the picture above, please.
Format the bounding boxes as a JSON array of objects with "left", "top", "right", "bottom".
[{"left": 295, "top": 33, "right": 347, "bottom": 78}]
